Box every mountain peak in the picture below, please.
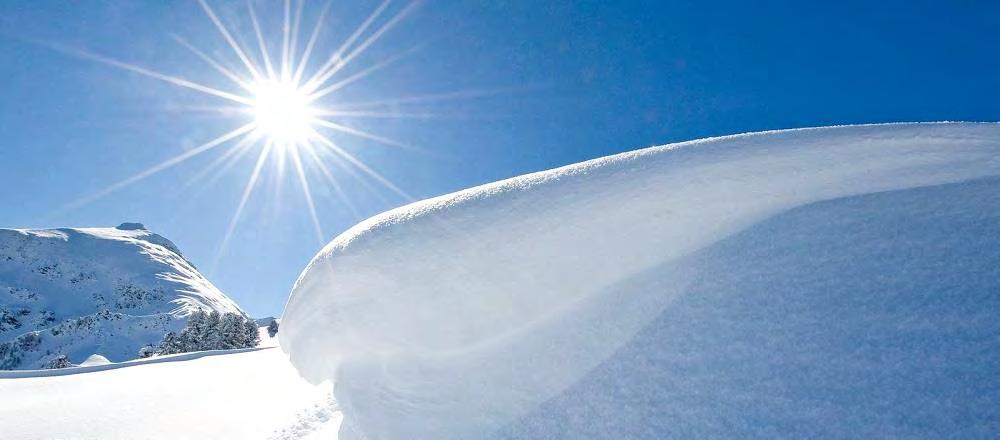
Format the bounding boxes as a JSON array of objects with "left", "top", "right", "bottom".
[
  {"left": 115, "top": 222, "right": 146, "bottom": 231},
  {"left": 0, "top": 225, "right": 244, "bottom": 369}
]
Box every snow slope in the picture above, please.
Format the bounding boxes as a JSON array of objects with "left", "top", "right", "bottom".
[
  {"left": 0, "top": 347, "right": 338, "bottom": 439},
  {"left": 0, "top": 223, "right": 243, "bottom": 369},
  {"left": 280, "top": 123, "right": 1000, "bottom": 439}
]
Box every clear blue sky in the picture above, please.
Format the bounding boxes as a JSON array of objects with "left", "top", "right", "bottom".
[{"left": 1, "top": 1, "right": 998, "bottom": 317}]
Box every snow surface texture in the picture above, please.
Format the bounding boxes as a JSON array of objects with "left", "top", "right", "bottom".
[
  {"left": 0, "top": 347, "right": 338, "bottom": 439},
  {"left": 281, "top": 123, "right": 1000, "bottom": 439},
  {"left": 0, "top": 224, "right": 243, "bottom": 369}
]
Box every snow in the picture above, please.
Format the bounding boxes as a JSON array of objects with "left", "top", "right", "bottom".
[
  {"left": 78, "top": 354, "right": 110, "bottom": 367},
  {"left": 259, "top": 324, "right": 280, "bottom": 348},
  {"left": 0, "top": 225, "right": 244, "bottom": 369},
  {"left": 0, "top": 347, "right": 338, "bottom": 439},
  {"left": 0, "top": 346, "right": 269, "bottom": 379},
  {"left": 280, "top": 123, "right": 1000, "bottom": 439}
]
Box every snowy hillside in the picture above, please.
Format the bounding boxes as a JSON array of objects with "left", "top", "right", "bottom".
[
  {"left": 0, "top": 223, "right": 243, "bottom": 369},
  {"left": 281, "top": 123, "right": 1000, "bottom": 439}
]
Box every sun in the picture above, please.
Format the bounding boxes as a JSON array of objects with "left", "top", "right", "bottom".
[
  {"left": 51, "top": 0, "right": 477, "bottom": 267},
  {"left": 249, "top": 79, "right": 317, "bottom": 145}
]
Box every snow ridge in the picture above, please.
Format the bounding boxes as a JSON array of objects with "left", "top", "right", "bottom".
[{"left": 281, "top": 122, "right": 1000, "bottom": 439}]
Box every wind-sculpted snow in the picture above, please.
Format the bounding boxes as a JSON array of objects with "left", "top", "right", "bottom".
[{"left": 280, "top": 123, "right": 1000, "bottom": 439}]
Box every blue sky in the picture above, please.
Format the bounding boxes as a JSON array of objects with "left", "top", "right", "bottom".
[{"left": 1, "top": 0, "right": 998, "bottom": 317}]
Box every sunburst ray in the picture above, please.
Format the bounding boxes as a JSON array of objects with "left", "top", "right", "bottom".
[
  {"left": 302, "top": 0, "right": 392, "bottom": 90},
  {"left": 312, "top": 142, "right": 397, "bottom": 206},
  {"left": 312, "top": 134, "right": 412, "bottom": 200},
  {"left": 308, "top": 42, "right": 425, "bottom": 101},
  {"left": 215, "top": 141, "right": 273, "bottom": 267},
  {"left": 184, "top": 131, "right": 260, "bottom": 190},
  {"left": 292, "top": 0, "right": 334, "bottom": 85},
  {"left": 301, "top": 144, "right": 363, "bottom": 220},
  {"left": 37, "top": 40, "right": 252, "bottom": 105},
  {"left": 63, "top": 123, "right": 255, "bottom": 212},
  {"left": 197, "top": 0, "right": 263, "bottom": 80},
  {"left": 171, "top": 34, "right": 253, "bottom": 93},
  {"left": 314, "top": 118, "right": 419, "bottom": 152},
  {"left": 287, "top": 0, "right": 306, "bottom": 82},
  {"left": 331, "top": 87, "right": 513, "bottom": 110},
  {"left": 313, "top": 109, "right": 471, "bottom": 119},
  {"left": 246, "top": 0, "right": 276, "bottom": 79},
  {"left": 280, "top": 0, "right": 292, "bottom": 81},
  {"left": 289, "top": 146, "right": 325, "bottom": 244},
  {"left": 305, "top": 2, "right": 421, "bottom": 94}
]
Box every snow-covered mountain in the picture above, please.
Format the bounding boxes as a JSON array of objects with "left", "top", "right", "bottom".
[{"left": 0, "top": 223, "right": 244, "bottom": 370}]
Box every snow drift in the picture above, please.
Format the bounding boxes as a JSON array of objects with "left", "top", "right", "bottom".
[
  {"left": 0, "top": 223, "right": 243, "bottom": 369},
  {"left": 280, "top": 123, "right": 1000, "bottom": 439}
]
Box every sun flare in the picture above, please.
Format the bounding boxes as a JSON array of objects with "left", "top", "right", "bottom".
[
  {"left": 49, "top": 0, "right": 435, "bottom": 265},
  {"left": 249, "top": 79, "right": 317, "bottom": 145}
]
